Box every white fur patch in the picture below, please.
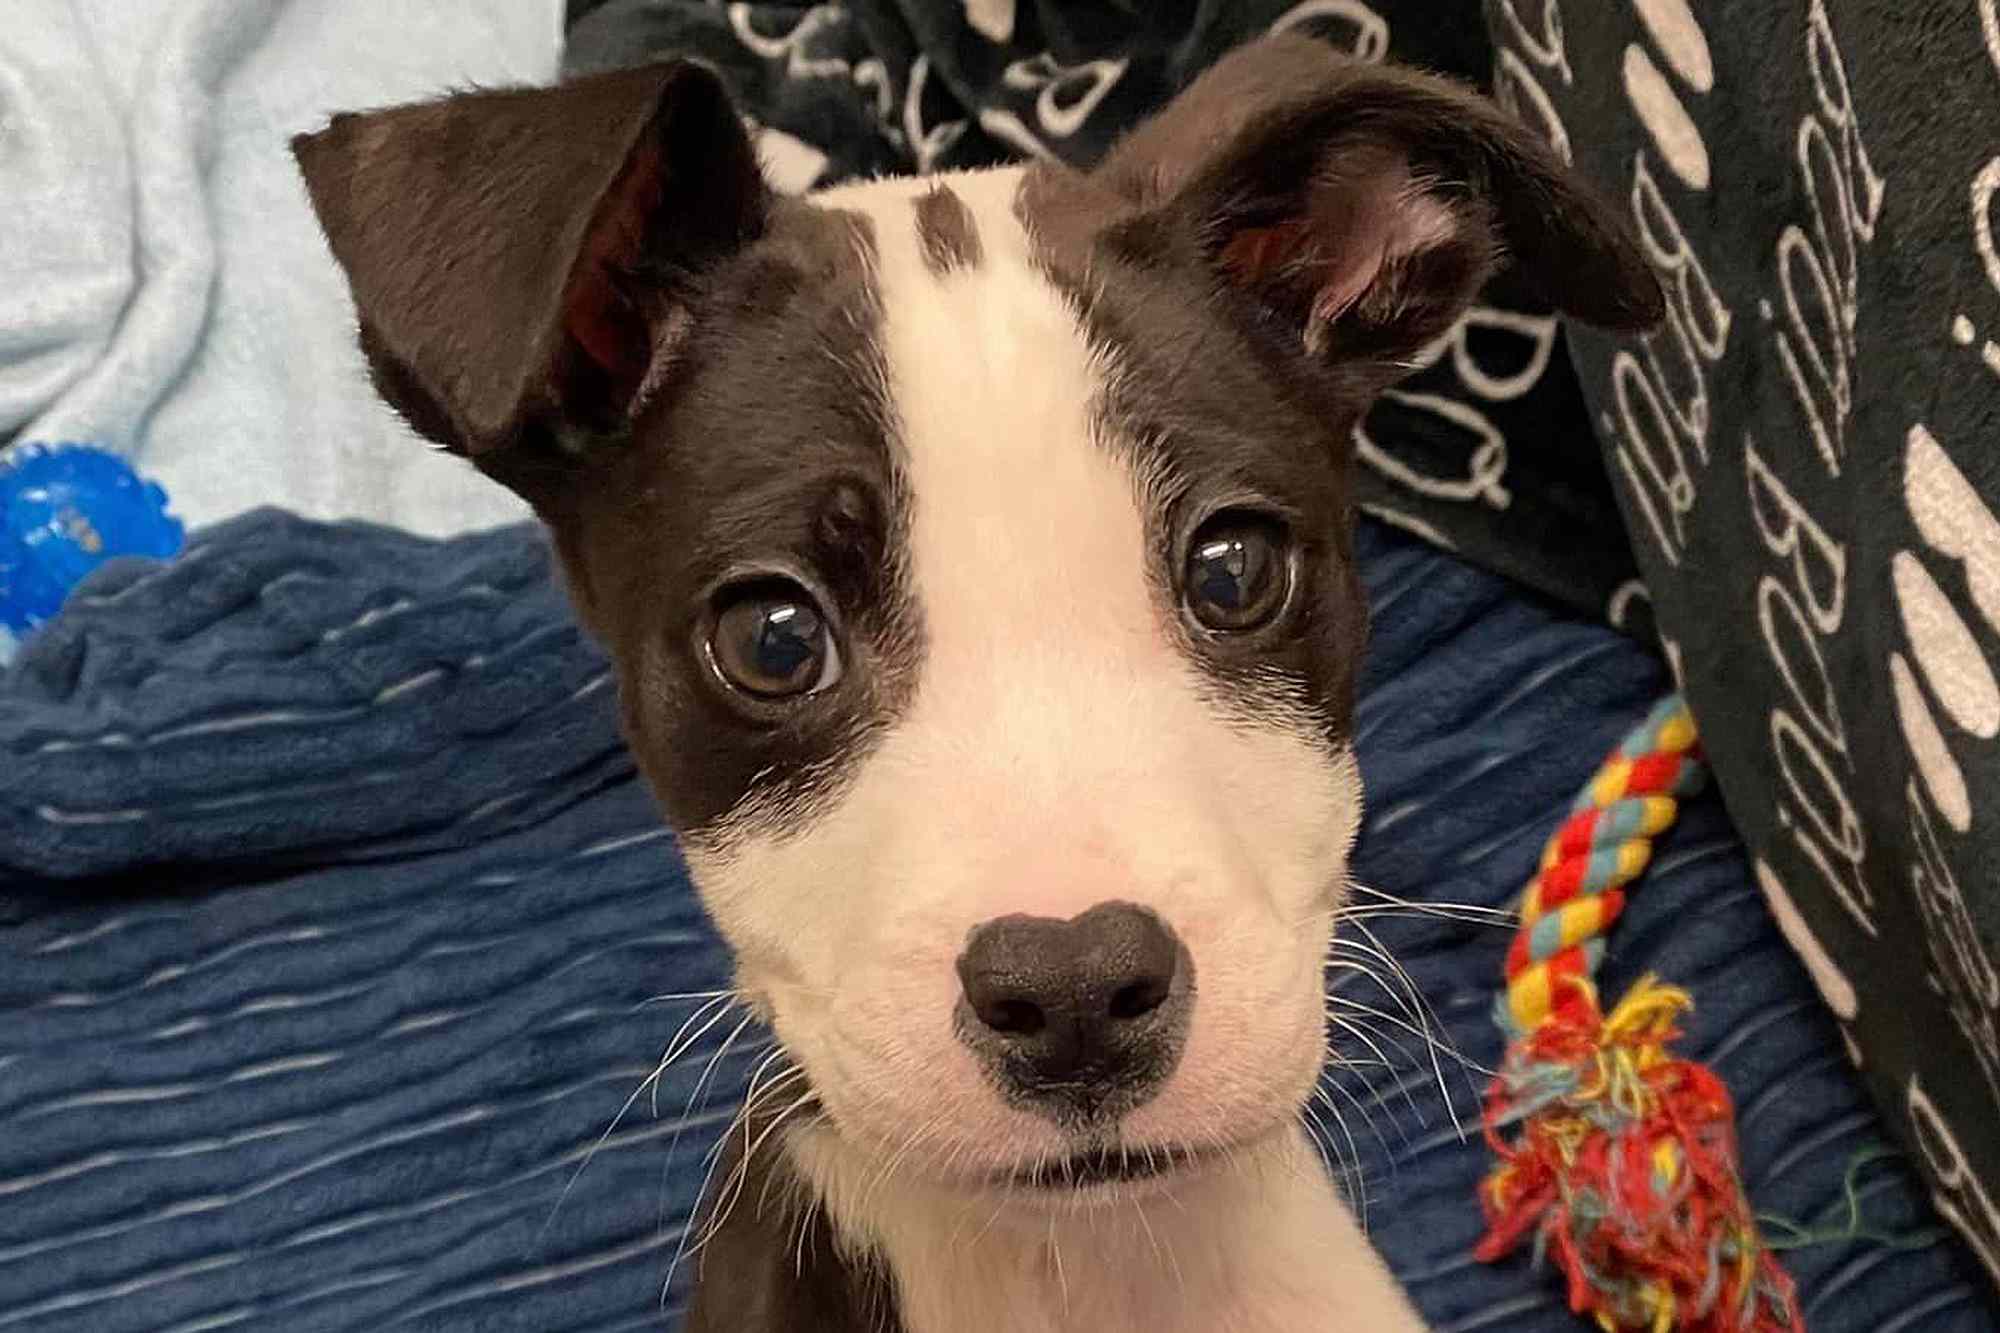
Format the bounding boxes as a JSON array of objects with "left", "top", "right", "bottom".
[{"left": 791, "top": 1122, "right": 1424, "bottom": 1333}]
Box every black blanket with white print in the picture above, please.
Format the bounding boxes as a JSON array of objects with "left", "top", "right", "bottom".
[
  {"left": 1488, "top": 0, "right": 2000, "bottom": 1296},
  {"left": 561, "top": 0, "right": 2000, "bottom": 1301},
  {"left": 562, "top": 0, "right": 1656, "bottom": 641}
]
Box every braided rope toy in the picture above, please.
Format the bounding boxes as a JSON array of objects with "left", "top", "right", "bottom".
[{"left": 1476, "top": 696, "right": 1806, "bottom": 1332}]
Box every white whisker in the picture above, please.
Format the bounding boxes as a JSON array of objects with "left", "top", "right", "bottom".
[
  {"left": 1345, "top": 880, "right": 1516, "bottom": 925},
  {"left": 541, "top": 991, "right": 744, "bottom": 1253},
  {"left": 1324, "top": 1010, "right": 1427, "bottom": 1125}
]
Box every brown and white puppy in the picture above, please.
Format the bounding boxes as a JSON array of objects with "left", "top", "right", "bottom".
[{"left": 293, "top": 35, "right": 1659, "bottom": 1333}]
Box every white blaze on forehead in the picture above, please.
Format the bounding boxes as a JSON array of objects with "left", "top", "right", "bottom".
[
  {"left": 817, "top": 170, "right": 1179, "bottom": 812},
  {"left": 827, "top": 168, "right": 1152, "bottom": 652}
]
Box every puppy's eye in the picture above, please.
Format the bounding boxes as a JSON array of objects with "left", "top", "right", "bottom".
[
  {"left": 1183, "top": 513, "right": 1291, "bottom": 632},
  {"left": 709, "top": 581, "right": 843, "bottom": 699}
]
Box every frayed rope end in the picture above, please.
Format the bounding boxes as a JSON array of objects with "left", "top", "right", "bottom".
[{"left": 1478, "top": 976, "right": 1805, "bottom": 1333}]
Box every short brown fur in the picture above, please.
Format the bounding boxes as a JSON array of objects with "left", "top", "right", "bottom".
[{"left": 912, "top": 182, "right": 983, "bottom": 276}]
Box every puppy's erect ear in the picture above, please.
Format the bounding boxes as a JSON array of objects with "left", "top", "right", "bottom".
[
  {"left": 292, "top": 61, "right": 766, "bottom": 499},
  {"left": 1069, "top": 35, "right": 1661, "bottom": 375}
]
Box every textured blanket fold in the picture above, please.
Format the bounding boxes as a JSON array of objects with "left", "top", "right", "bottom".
[
  {"left": 0, "top": 0, "right": 560, "bottom": 537},
  {"left": 1, "top": 510, "right": 628, "bottom": 882}
]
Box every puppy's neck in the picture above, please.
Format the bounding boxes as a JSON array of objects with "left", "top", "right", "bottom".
[{"left": 784, "top": 1124, "right": 1424, "bottom": 1333}]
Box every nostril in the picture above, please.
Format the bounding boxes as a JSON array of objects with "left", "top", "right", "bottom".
[
  {"left": 1108, "top": 975, "right": 1170, "bottom": 1021},
  {"left": 980, "top": 996, "right": 1046, "bottom": 1036}
]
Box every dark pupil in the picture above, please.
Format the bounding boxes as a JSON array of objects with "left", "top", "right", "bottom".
[
  {"left": 749, "top": 602, "right": 821, "bottom": 687},
  {"left": 1190, "top": 529, "right": 1277, "bottom": 627}
]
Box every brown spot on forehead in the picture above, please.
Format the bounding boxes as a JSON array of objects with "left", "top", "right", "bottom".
[{"left": 913, "top": 182, "right": 983, "bottom": 277}]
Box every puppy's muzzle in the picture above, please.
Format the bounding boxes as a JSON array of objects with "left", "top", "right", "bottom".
[{"left": 954, "top": 901, "right": 1194, "bottom": 1123}]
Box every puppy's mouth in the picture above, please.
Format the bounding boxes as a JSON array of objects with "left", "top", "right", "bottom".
[{"left": 994, "top": 1142, "right": 1219, "bottom": 1192}]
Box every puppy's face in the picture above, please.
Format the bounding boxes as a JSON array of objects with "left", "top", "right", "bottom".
[
  {"left": 295, "top": 37, "right": 1658, "bottom": 1198},
  {"left": 617, "top": 165, "right": 1373, "bottom": 1179}
]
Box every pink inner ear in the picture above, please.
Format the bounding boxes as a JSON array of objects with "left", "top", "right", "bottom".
[
  {"left": 1306, "top": 235, "right": 1389, "bottom": 327},
  {"left": 560, "top": 138, "right": 668, "bottom": 398},
  {"left": 1218, "top": 147, "right": 1461, "bottom": 333},
  {"left": 1218, "top": 220, "right": 1316, "bottom": 288}
]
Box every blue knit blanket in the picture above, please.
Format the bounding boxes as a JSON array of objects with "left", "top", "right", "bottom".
[{"left": 0, "top": 511, "right": 1988, "bottom": 1331}]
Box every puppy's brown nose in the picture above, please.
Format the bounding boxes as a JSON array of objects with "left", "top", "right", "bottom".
[{"left": 955, "top": 901, "right": 1192, "bottom": 1121}]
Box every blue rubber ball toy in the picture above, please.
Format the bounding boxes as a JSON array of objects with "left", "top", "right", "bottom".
[{"left": 0, "top": 444, "right": 184, "bottom": 636}]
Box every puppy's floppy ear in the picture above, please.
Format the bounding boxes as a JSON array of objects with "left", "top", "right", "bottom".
[
  {"left": 292, "top": 60, "right": 766, "bottom": 501},
  {"left": 1090, "top": 35, "right": 1661, "bottom": 373}
]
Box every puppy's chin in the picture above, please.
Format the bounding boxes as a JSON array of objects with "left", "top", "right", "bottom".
[
  {"left": 785, "top": 1112, "right": 1298, "bottom": 1221},
  {"left": 783, "top": 1044, "right": 1322, "bottom": 1216},
  {"left": 968, "top": 1127, "right": 1303, "bottom": 1209}
]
